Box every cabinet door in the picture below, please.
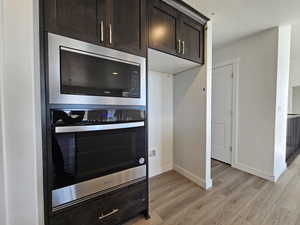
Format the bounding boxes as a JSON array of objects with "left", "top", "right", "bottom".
[
  {"left": 180, "top": 15, "right": 204, "bottom": 64},
  {"left": 46, "top": 0, "right": 105, "bottom": 44},
  {"left": 108, "top": 0, "right": 147, "bottom": 56},
  {"left": 149, "top": 0, "right": 180, "bottom": 56}
]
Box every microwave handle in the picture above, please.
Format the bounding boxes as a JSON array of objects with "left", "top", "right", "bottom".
[
  {"left": 109, "top": 24, "right": 112, "bottom": 45},
  {"left": 100, "top": 20, "right": 104, "bottom": 43},
  {"left": 55, "top": 122, "right": 145, "bottom": 133}
]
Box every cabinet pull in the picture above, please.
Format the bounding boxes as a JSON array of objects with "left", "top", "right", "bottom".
[
  {"left": 109, "top": 24, "right": 112, "bottom": 45},
  {"left": 98, "top": 208, "right": 119, "bottom": 220},
  {"left": 100, "top": 20, "right": 104, "bottom": 42},
  {"left": 182, "top": 41, "right": 185, "bottom": 55},
  {"left": 178, "top": 40, "right": 181, "bottom": 54}
]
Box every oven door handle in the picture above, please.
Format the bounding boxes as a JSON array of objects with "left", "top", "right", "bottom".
[{"left": 55, "top": 122, "right": 145, "bottom": 133}]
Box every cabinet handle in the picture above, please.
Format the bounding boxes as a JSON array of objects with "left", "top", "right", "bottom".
[
  {"left": 98, "top": 208, "right": 119, "bottom": 220},
  {"left": 109, "top": 24, "right": 112, "bottom": 45},
  {"left": 182, "top": 41, "right": 185, "bottom": 55},
  {"left": 100, "top": 20, "right": 104, "bottom": 42},
  {"left": 178, "top": 40, "right": 181, "bottom": 54}
]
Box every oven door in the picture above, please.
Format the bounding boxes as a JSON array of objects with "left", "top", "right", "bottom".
[
  {"left": 48, "top": 33, "right": 146, "bottom": 106},
  {"left": 51, "top": 122, "right": 146, "bottom": 208}
]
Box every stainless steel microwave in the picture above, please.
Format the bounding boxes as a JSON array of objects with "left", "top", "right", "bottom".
[{"left": 48, "top": 33, "right": 146, "bottom": 106}]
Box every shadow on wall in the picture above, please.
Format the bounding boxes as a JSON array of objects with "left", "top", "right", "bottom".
[
  {"left": 174, "top": 67, "right": 200, "bottom": 102},
  {"left": 173, "top": 65, "right": 209, "bottom": 186}
]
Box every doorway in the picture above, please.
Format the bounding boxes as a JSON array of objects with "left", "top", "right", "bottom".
[{"left": 211, "top": 63, "right": 235, "bottom": 164}]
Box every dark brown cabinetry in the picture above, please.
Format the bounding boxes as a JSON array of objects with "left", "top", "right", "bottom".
[
  {"left": 180, "top": 15, "right": 204, "bottom": 63},
  {"left": 148, "top": 0, "right": 205, "bottom": 64},
  {"left": 46, "top": 0, "right": 146, "bottom": 56},
  {"left": 149, "top": 0, "right": 180, "bottom": 56},
  {"left": 286, "top": 116, "right": 300, "bottom": 165},
  {"left": 42, "top": 0, "right": 208, "bottom": 224},
  {"left": 107, "top": 0, "right": 147, "bottom": 56},
  {"left": 50, "top": 181, "right": 147, "bottom": 225},
  {"left": 46, "top": 0, "right": 102, "bottom": 44}
]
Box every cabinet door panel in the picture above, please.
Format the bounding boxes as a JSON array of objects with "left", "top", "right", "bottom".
[
  {"left": 47, "top": 0, "right": 103, "bottom": 43},
  {"left": 109, "top": 0, "right": 147, "bottom": 56},
  {"left": 149, "top": 0, "right": 180, "bottom": 55},
  {"left": 181, "top": 16, "right": 204, "bottom": 63}
]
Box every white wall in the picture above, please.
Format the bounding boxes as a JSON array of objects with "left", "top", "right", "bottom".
[
  {"left": 173, "top": 21, "right": 212, "bottom": 189},
  {"left": 289, "top": 60, "right": 300, "bottom": 87},
  {"left": 0, "top": 111, "right": 6, "bottom": 225},
  {"left": 173, "top": 67, "right": 208, "bottom": 187},
  {"left": 213, "top": 27, "right": 290, "bottom": 181},
  {"left": 148, "top": 70, "right": 174, "bottom": 177},
  {"left": 288, "top": 59, "right": 300, "bottom": 113},
  {"left": 1, "top": 0, "right": 44, "bottom": 225},
  {"left": 292, "top": 87, "right": 300, "bottom": 112},
  {"left": 0, "top": 0, "right": 7, "bottom": 223},
  {"left": 273, "top": 25, "right": 291, "bottom": 181}
]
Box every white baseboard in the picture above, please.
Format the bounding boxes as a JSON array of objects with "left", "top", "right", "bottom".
[
  {"left": 174, "top": 164, "right": 212, "bottom": 190},
  {"left": 232, "top": 162, "right": 275, "bottom": 182},
  {"left": 149, "top": 162, "right": 173, "bottom": 178},
  {"left": 273, "top": 162, "right": 287, "bottom": 182}
]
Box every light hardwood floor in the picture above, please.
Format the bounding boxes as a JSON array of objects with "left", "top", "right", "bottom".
[{"left": 126, "top": 157, "right": 300, "bottom": 225}]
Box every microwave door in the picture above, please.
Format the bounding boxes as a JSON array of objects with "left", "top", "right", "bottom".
[{"left": 48, "top": 33, "right": 146, "bottom": 106}]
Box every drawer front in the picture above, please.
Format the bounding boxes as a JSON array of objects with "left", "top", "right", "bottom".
[{"left": 51, "top": 181, "right": 147, "bottom": 225}]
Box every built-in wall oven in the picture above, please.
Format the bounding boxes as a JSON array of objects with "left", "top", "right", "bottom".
[
  {"left": 48, "top": 33, "right": 146, "bottom": 106},
  {"left": 51, "top": 109, "right": 146, "bottom": 209}
]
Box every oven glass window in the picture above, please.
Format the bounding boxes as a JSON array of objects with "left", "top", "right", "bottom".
[
  {"left": 52, "top": 127, "right": 145, "bottom": 190},
  {"left": 60, "top": 48, "right": 141, "bottom": 98}
]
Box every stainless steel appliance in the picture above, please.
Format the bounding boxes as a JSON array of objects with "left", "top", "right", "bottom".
[
  {"left": 51, "top": 109, "right": 146, "bottom": 209},
  {"left": 48, "top": 33, "right": 146, "bottom": 106}
]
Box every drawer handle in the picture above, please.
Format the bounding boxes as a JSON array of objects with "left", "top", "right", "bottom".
[{"left": 98, "top": 208, "right": 119, "bottom": 220}]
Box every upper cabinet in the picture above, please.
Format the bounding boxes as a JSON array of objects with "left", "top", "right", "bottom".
[
  {"left": 46, "top": 0, "right": 207, "bottom": 61},
  {"left": 149, "top": 0, "right": 180, "bottom": 56},
  {"left": 108, "top": 0, "right": 147, "bottom": 56},
  {"left": 46, "top": 0, "right": 101, "bottom": 43},
  {"left": 180, "top": 15, "right": 204, "bottom": 63},
  {"left": 46, "top": 0, "right": 147, "bottom": 57},
  {"left": 148, "top": 0, "right": 206, "bottom": 64}
]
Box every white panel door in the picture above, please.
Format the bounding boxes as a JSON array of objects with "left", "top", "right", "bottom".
[{"left": 212, "top": 64, "right": 233, "bottom": 164}]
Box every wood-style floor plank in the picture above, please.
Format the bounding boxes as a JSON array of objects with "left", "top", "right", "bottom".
[{"left": 126, "top": 159, "right": 300, "bottom": 225}]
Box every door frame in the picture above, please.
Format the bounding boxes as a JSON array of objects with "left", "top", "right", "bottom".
[{"left": 212, "top": 58, "right": 239, "bottom": 166}]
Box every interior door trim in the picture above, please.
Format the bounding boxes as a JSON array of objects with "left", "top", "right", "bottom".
[{"left": 212, "top": 58, "right": 240, "bottom": 167}]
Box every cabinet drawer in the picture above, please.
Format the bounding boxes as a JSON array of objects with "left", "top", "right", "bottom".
[{"left": 51, "top": 181, "right": 147, "bottom": 225}]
